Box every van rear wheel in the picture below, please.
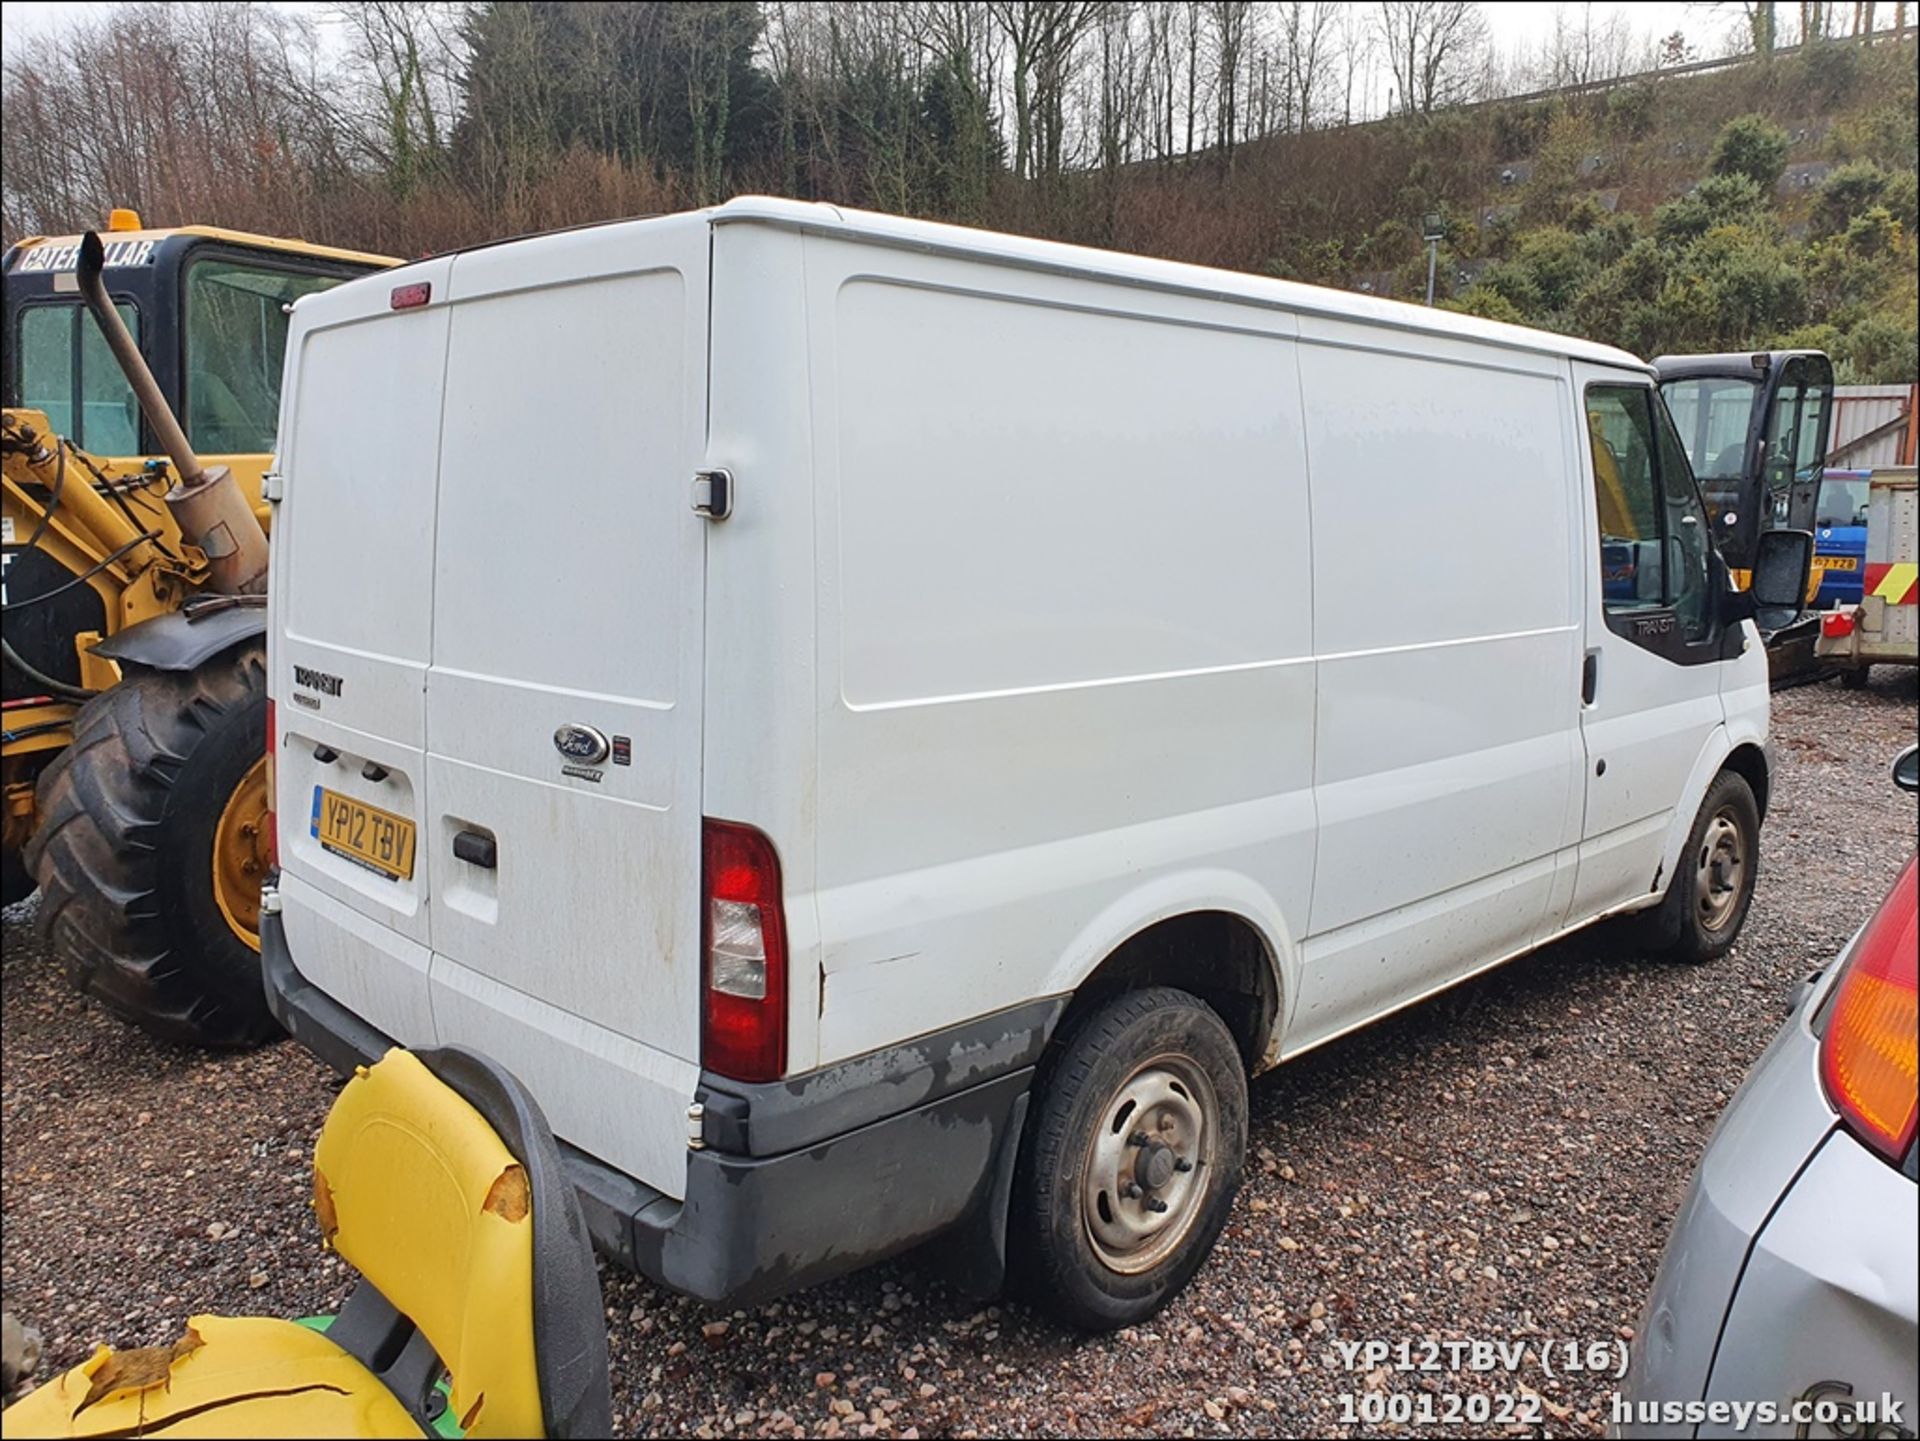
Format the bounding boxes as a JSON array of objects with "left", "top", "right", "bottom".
[
  {"left": 24, "top": 642, "right": 278, "bottom": 1048},
  {"left": 1009, "top": 987, "right": 1247, "bottom": 1331}
]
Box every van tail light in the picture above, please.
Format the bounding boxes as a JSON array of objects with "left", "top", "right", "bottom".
[
  {"left": 1822, "top": 610, "right": 1857, "bottom": 639},
  {"left": 1820, "top": 856, "right": 1918, "bottom": 1162},
  {"left": 264, "top": 697, "right": 278, "bottom": 871},
  {"left": 701, "top": 819, "right": 788, "bottom": 1083}
]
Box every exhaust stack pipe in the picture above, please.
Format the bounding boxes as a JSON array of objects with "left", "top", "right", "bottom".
[{"left": 76, "top": 230, "right": 268, "bottom": 595}]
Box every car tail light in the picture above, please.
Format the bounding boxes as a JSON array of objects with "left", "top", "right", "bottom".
[
  {"left": 389, "top": 281, "right": 431, "bottom": 310},
  {"left": 1820, "top": 855, "right": 1918, "bottom": 1162},
  {"left": 701, "top": 819, "right": 787, "bottom": 1082},
  {"left": 264, "top": 697, "right": 278, "bottom": 871}
]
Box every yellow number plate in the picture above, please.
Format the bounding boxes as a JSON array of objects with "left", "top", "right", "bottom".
[
  {"left": 1815, "top": 555, "right": 1858, "bottom": 571},
  {"left": 311, "top": 786, "right": 416, "bottom": 881}
]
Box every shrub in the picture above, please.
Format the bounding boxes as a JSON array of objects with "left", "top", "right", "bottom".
[
  {"left": 1884, "top": 171, "right": 1918, "bottom": 234},
  {"left": 1687, "top": 225, "right": 1807, "bottom": 345},
  {"left": 1572, "top": 243, "right": 1666, "bottom": 351},
  {"left": 1826, "top": 104, "right": 1920, "bottom": 171},
  {"left": 1566, "top": 196, "right": 1607, "bottom": 234},
  {"left": 1492, "top": 99, "right": 1556, "bottom": 159},
  {"left": 1710, "top": 114, "right": 1790, "bottom": 189},
  {"left": 1832, "top": 316, "right": 1917, "bottom": 385},
  {"left": 1655, "top": 173, "right": 1766, "bottom": 245},
  {"left": 1793, "top": 39, "right": 1861, "bottom": 110},
  {"left": 1841, "top": 206, "right": 1898, "bottom": 259},
  {"left": 1478, "top": 258, "right": 1543, "bottom": 316},
  {"left": 1578, "top": 212, "right": 1643, "bottom": 267},
  {"left": 1442, "top": 287, "right": 1526, "bottom": 324},
  {"left": 1811, "top": 160, "right": 1891, "bottom": 237},
  {"left": 1605, "top": 83, "right": 1656, "bottom": 141},
  {"left": 1514, "top": 226, "right": 1592, "bottom": 312}
]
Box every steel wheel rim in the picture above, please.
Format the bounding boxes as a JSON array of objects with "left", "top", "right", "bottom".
[
  {"left": 212, "top": 756, "right": 269, "bottom": 951},
  {"left": 1081, "top": 1053, "right": 1216, "bottom": 1275},
  {"left": 1695, "top": 808, "right": 1746, "bottom": 933}
]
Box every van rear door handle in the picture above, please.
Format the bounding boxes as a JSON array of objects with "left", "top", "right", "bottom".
[
  {"left": 1582, "top": 650, "right": 1600, "bottom": 706},
  {"left": 453, "top": 829, "right": 497, "bottom": 869}
]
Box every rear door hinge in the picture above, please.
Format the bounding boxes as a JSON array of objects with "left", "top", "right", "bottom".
[
  {"left": 261, "top": 471, "right": 286, "bottom": 503},
  {"left": 691, "top": 468, "right": 732, "bottom": 521}
]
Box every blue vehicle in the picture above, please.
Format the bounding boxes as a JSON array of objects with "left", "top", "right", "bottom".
[{"left": 1813, "top": 469, "right": 1871, "bottom": 608}]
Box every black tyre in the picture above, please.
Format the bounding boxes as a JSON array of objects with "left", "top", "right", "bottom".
[
  {"left": 1009, "top": 986, "right": 1248, "bottom": 1331},
  {"left": 1638, "top": 770, "right": 1761, "bottom": 965},
  {"left": 24, "top": 641, "right": 277, "bottom": 1047}
]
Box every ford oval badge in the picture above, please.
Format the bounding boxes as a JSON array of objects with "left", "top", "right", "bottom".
[{"left": 553, "top": 723, "right": 610, "bottom": 766}]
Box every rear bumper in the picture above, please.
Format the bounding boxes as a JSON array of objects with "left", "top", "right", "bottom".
[{"left": 262, "top": 909, "right": 1050, "bottom": 1306}]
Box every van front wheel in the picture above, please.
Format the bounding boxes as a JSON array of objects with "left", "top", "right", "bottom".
[
  {"left": 1009, "top": 987, "right": 1247, "bottom": 1331},
  {"left": 1645, "top": 770, "right": 1761, "bottom": 965}
]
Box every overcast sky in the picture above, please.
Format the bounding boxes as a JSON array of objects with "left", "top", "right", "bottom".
[{"left": 1, "top": 2, "right": 1734, "bottom": 63}]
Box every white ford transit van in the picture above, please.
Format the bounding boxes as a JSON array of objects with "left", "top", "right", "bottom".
[{"left": 263, "top": 198, "right": 1807, "bottom": 1330}]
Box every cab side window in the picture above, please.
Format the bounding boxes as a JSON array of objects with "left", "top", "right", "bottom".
[
  {"left": 184, "top": 260, "right": 341, "bottom": 454},
  {"left": 17, "top": 302, "right": 142, "bottom": 455},
  {"left": 1586, "top": 384, "right": 1711, "bottom": 644}
]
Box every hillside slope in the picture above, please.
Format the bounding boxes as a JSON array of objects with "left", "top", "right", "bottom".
[{"left": 1084, "top": 37, "right": 1917, "bottom": 379}]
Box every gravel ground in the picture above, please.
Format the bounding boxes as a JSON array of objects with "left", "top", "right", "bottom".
[{"left": 4, "top": 669, "right": 1916, "bottom": 1437}]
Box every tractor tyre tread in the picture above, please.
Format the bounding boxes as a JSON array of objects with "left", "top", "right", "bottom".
[{"left": 24, "top": 642, "right": 276, "bottom": 1048}]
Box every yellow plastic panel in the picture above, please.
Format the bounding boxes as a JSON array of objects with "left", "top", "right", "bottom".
[
  {"left": 312, "top": 1049, "right": 540, "bottom": 1439},
  {"left": 0, "top": 1314, "right": 419, "bottom": 1438}
]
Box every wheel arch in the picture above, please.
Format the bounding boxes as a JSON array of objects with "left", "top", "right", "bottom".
[
  {"left": 1655, "top": 727, "right": 1771, "bottom": 899},
  {"left": 1040, "top": 875, "right": 1299, "bottom": 1075},
  {"left": 91, "top": 605, "right": 266, "bottom": 674},
  {"left": 1721, "top": 741, "right": 1771, "bottom": 821}
]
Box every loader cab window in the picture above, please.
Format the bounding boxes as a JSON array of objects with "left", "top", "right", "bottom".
[
  {"left": 184, "top": 258, "right": 341, "bottom": 454},
  {"left": 1660, "top": 375, "right": 1757, "bottom": 484},
  {"left": 1658, "top": 373, "right": 1757, "bottom": 534},
  {"left": 17, "top": 302, "right": 142, "bottom": 455},
  {"left": 1761, "top": 358, "right": 1833, "bottom": 521},
  {"left": 1587, "top": 384, "right": 1712, "bottom": 643}
]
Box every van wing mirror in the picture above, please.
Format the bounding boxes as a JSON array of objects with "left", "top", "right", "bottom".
[{"left": 1749, "top": 528, "right": 1813, "bottom": 613}]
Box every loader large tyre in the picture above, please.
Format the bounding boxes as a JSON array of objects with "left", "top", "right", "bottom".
[{"left": 25, "top": 641, "right": 277, "bottom": 1047}]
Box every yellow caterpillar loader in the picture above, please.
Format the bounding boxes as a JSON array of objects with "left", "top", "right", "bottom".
[{"left": 3, "top": 213, "right": 394, "bottom": 1044}]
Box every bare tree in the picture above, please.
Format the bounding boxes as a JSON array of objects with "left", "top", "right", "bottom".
[
  {"left": 334, "top": 1, "right": 465, "bottom": 191},
  {"left": 1376, "top": 0, "right": 1488, "bottom": 115},
  {"left": 2, "top": 3, "right": 355, "bottom": 242},
  {"left": 1139, "top": 0, "right": 1180, "bottom": 161},
  {"left": 987, "top": 0, "right": 1098, "bottom": 182},
  {"left": 1543, "top": 2, "right": 1644, "bottom": 89},
  {"left": 1279, "top": 0, "right": 1336, "bottom": 132},
  {"left": 1203, "top": 1, "right": 1253, "bottom": 164},
  {"left": 1335, "top": 3, "right": 1375, "bottom": 125},
  {"left": 1734, "top": 0, "right": 1780, "bottom": 56}
]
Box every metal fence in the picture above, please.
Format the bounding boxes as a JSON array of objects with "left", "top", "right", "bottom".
[{"left": 1830, "top": 384, "right": 1920, "bottom": 468}]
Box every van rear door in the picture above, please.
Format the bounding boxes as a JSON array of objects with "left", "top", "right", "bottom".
[
  {"left": 420, "top": 221, "right": 711, "bottom": 1199},
  {"left": 273, "top": 256, "right": 457, "bottom": 1042}
]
